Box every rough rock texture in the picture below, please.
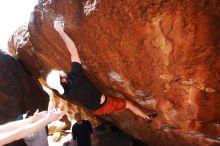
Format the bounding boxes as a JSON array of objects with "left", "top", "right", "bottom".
[
  {"left": 0, "top": 51, "right": 49, "bottom": 145},
  {"left": 9, "top": 0, "right": 220, "bottom": 145},
  {"left": 44, "top": 86, "right": 101, "bottom": 126},
  {"left": 8, "top": 24, "right": 44, "bottom": 77}
]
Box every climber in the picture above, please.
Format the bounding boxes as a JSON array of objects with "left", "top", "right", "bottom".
[{"left": 46, "top": 21, "right": 157, "bottom": 122}]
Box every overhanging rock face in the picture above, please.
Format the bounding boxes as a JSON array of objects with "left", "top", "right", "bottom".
[{"left": 10, "top": 0, "right": 220, "bottom": 145}]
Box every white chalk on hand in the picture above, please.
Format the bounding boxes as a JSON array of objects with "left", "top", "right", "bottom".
[{"left": 54, "top": 16, "right": 65, "bottom": 29}]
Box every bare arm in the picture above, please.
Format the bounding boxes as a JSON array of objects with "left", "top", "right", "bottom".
[
  {"left": 54, "top": 21, "right": 81, "bottom": 63},
  {"left": 0, "top": 109, "right": 65, "bottom": 145},
  {"left": 0, "top": 117, "right": 33, "bottom": 133},
  {"left": 0, "top": 110, "right": 47, "bottom": 133},
  {"left": 0, "top": 117, "right": 49, "bottom": 145}
]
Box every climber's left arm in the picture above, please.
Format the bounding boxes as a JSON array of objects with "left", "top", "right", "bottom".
[{"left": 54, "top": 21, "right": 81, "bottom": 64}]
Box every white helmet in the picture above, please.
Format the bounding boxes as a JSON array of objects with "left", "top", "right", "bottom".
[{"left": 46, "top": 70, "right": 65, "bottom": 95}]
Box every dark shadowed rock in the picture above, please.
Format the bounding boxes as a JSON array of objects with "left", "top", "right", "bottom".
[{"left": 92, "top": 125, "right": 132, "bottom": 146}]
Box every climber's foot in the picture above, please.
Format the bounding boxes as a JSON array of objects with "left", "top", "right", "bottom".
[
  {"left": 148, "top": 113, "right": 158, "bottom": 119},
  {"left": 144, "top": 113, "right": 158, "bottom": 124},
  {"left": 145, "top": 115, "right": 153, "bottom": 124}
]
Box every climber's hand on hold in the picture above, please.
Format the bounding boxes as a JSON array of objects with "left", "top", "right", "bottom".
[{"left": 54, "top": 21, "right": 64, "bottom": 34}]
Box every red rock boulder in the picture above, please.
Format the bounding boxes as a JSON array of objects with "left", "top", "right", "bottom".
[{"left": 10, "top": 0, "right": 220, "bottom": 145}]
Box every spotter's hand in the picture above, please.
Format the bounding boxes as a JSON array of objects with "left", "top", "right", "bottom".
[
  {"left": 32, "top": 109, "right": 47, "bottom": 122},
  {"left": 46, "top": 108, "right": 65, "bottom": 123}
]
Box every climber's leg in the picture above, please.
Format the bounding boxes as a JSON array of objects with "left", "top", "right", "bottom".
[
  {"left": 92, "top": 96, "right": 126, "bottom": 115},
  {"left": 92, "top": 96, "right": 157, "bottom": 122},
  {"left": 125, "top": 100, "right": 155, "bottom": 120}
]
